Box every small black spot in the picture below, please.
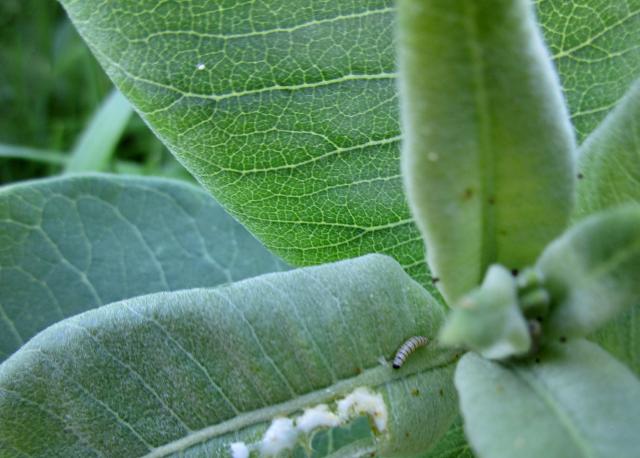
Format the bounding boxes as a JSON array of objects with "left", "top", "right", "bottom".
[
  {"left": 439, "top": 388, "right": 444, "bottom": 397},
  {"left": 535, "top": 358, "right": 541, "bottom": 364},
  {"left": 577, "top": 173, "right": 584, "bottom": 180},
  {"left": 511, "top": 269, "right": 519, "bottom": 277},
  {"left": 463, "top": 188, "right": 474, "bottom": 200},
  {"left": 431, "top": 276, "right": 440, "bottom": 284},
  {"left": 411, "top": 388, "right": 420, "bottom": 397},
  {"left": 405, "top": 432, "right": 411, "bottom": 438},
  {"left": 560, "top": 336, "right": 567, "bottom": 343},
  {"left": 536, "top": 316, "right": 543, "bottom": 322},
  {"left": 488, "top": 196, "right": 496, "bottom": 205}
]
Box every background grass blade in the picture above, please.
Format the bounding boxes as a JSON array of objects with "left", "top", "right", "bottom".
[{"left": 64, "top": 89, "right": 133, "bottom": 173}]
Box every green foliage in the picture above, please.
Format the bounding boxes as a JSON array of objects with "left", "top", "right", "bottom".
[
  {"left": 537, "top": 204, "right": 640, "bottom": 340},
  {"left": 572, "top": 80, "right": 640, "bottom": 374},
  {"left": 65, "top": 90, "right": 133, "bottom": 173},
  {"left": 0, "top": 255, "right": 457, "bottom": 457},
  {"left": 0, "top": 174, "right": 287, "bottom": 362},
  {"left": 575, "top": 80, "right": 640, "bottom": 218},
  {"left": 456, "top": 340, "right": 640, "bottom": 458},
  {"left": 397, "top": 0, "right": 575, "bottom": 303},
  {"left": 51, "top": 0, "right": 640, "bottom": 291},
  {"left": 536, "top": 0, "right": 640, "bottom": 141},
  {"left": 439, "top": 265, "right": 530, "bottom": 360},
  {"left": 2, "top": 0, "right": 640, "bottom": 457}
]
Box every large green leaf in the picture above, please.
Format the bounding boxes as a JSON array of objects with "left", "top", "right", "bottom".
[
  {"left": 537, "top": 204, "right": 640, "bottom": 340},
  {"left": 56, "top": 0, "right": 640, "bottom": 294},
  {"left": 0, "top": 255, "right": 458, "bottom": 457},
  {"left": 0, "top": 174, "right": 287, "bottom": 362},
  {"left": 572, "top": 80, "right": 640, "bottom": 374},
  {"left": 56, "top": 0, "right": 432, "bottom": 290},
  {"left": 456, "top": 340, "right": 640, "bottom": 458},
  {"left": 536, "top": 1, "right": 640, "bottom": 142},
  {"left": 397, "top": 0, "right": 576, "bottom": 304}
]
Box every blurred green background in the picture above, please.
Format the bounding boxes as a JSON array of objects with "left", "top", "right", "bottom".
[{"left": 0, "top": 0, "right": 192, "bottom": 185}]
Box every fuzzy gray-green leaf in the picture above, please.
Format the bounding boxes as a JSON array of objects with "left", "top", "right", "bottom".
[
  {"left": 397, "top": 0, "right": 576, "bottom": 304},
  {"left": 0, "top": 174, "right": 287, "bottom": 362},
  {"left": 575, "top": 80, "right": 640, "bottom": 218},
  {"left": 572, "top": 80, "right": 640, "bottom": 375},
  {"left": 0, "top": 255, "right": 458, "bottom": 457},
  {"left": 537, "top": 204, "right": 640, "bottom": 340},
  {"left": 456, "top": 340, "right": 640, "bottom": 458}
]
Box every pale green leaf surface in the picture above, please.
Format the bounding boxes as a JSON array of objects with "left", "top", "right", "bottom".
[
  {"left": 0, "top": 255, "right": 458, "bottom": 458},
  {"left": 572, "top": 80, "right": 640, "bottom": 374},
  {"left": 398, "top": 0, "right": 576, "bottom": 304},
  {"left": 537, "top": 205, "right": 640, "bottom": 340},
  {"left": 56, "top": 0, "right": 640, "bottom": 295},
  {"left": 456, "top": 340, "right": 640, "bottom": 458},
  {"left": 0, "top": 174, "right": 287, "bottom": 362},
  {"left": 65, "top": 89, "right": 133, "bottom": 173}
]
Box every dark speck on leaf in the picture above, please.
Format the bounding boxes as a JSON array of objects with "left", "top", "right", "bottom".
[
  {"left": 411, "top": 388, "right": 420, "bottom": 397},
  {"left": 488, "top": 196, "right": 496, "bottom": 205},
  {"left": 577, "top": 173, "right": 584, "bottom": 180},
  {"left": 439, "top": 388, "right": 444, "bottom": 397},
  {"left": 535, "top": 358, "right": 541, "bottom": 363},
  {"left": 463, "top": 188, "right": 474, "bottom": 200},
  {"left": 560, "top": 336, "right": 567, "bottom": 343},
  {"left": 431, "top": 276, "right": 440, "bottom": 284},
  {"left": 511, "top": 269, "right": 519, "bottom": 276}
]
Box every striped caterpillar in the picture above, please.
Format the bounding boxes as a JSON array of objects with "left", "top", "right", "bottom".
[{"left": 392, "top": 336, "right": 429, "bottom": 369}]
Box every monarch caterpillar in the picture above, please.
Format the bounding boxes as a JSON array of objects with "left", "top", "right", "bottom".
[{"left": 392, "top": 336, "right": 429, "bottom": 369}]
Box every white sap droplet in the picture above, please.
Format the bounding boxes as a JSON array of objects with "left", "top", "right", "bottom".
[
  {"left": 230, "top": 442, "right": 249, "bottom": 458},
  {"left": 261, "top": 417, "right": 299, "bottom": 456},
  {"left": 196, "top": 63, "right": 206, "bottom": 70},
  {"left": 337, "top": 387, "right": 388, "bottom": 432},
  {"left": 427, "top": 152, "right": 439, "bottom": 161},
  {"left": 296, "top": 404, "right": 340, "bottom": 433}
]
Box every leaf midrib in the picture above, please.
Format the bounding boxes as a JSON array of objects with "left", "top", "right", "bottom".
[
  {"left": 464, "top": 1, "right": 497, "bottom": 279},
  {"left": 511, "top": 366, "right": 596, "bottom": 458},
  {"left": 142, "top": 349, "right": 460, "bottom": 458}
]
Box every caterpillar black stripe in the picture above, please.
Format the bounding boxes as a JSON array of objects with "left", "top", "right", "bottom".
[{"left": 392, "top": 336, "right": 429, "bottom": 369}]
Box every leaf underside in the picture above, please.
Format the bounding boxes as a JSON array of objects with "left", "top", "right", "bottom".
[
  {"left": 0, "top": 255, "right": 458, "bottom": 458},
  {"left": 56, "top": 0, "right": 640, "bottom": 294},
  {"left": 456, "top": 340, "right": 640, "bottom": 458},
  {"left": 0, "top": 174, "right": 287, "bottom": 362}
]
